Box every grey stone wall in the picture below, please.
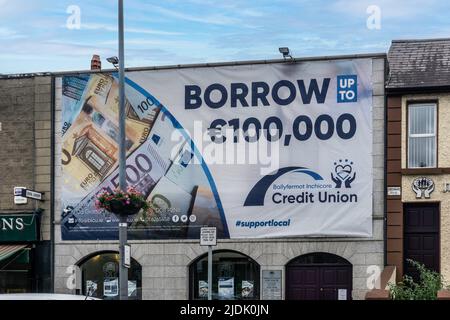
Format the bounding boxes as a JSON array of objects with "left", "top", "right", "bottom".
[
  {"left": 0, "top": 75, "right": 52, "bottom": 240},
  {"left": 54, "top": 57, "right": 385, "bottom": 300}
]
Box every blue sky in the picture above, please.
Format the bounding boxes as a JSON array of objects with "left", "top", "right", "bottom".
[{"left": 1, "top": 0, "right": 450, "bottom": 74}]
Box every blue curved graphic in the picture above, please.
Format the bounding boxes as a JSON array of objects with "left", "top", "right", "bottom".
[
  {"left": 244, "top": 167, "right": 323, "bottom": 207},
  {"left": 123, "top": 76, "right": 230, "bottom": 237}
]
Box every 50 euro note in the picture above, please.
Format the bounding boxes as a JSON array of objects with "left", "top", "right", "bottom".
[
  {"left": 62, "top": 73, "right": 113, "bottom": 137},
  {"left": 129, "top": 139, "right": 226, "bottom": 238},
  {"left": 78, "top": 73, "right": 158, "bottom": 149},
  {"left": 61, "top": 75, "right": 90, "bottom": 136},
  {"left": 62, "top": 138, "right": 170, "bottom": 223},
  {"left": 61, "top": 74, "right": 159, "bottom": 198}
]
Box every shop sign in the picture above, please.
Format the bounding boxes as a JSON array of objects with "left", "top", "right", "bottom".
[
  {"left": 338, "top": 289, "right": 347, "bottom": 300},
  {"left": 262, "top": 270, "right": 282, "bottom": 300},
  {"left": 412, "top": 177, "right": 434, "bottom": 199},
  {"left": 0, "top": 214, "right": 38, "bottom": 242},
  {"left": 387, "top": 186, "right": 401, "bottom": 196}
]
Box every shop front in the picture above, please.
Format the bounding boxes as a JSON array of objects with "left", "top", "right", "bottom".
[
  {"left": 77, "top": 251, "right": 142, "bottom": 300},
  {"left": 0, "top": 212, "right": 39, "bottom": 294},
  {"left": 189, "top": 250, "right": 260, "bottom": 300}
]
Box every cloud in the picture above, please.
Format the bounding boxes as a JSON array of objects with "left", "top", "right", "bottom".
[
  {"left": 186, "top": 0, "right": 265, "bottom": 17},
  {"left": 0, "top": 27, "right": 25, "bottom": 39},
  {"left": 0, "top": 0, "right": 41, "bottom": 17},
  {"left": 130, "top": 3, "right": 243, "bottom": 26},
  {"left": 80, "top": 23, "right": 184, "bottom": 36},
  {"left": 330, "top": 0, "right": 440, "bottom": 19}
]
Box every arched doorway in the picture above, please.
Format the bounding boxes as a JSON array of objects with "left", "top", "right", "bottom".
[
  {"left": 78, "top": 251, "right": 142, "bottom": 300},
  {"left": 189, "top": 250, "right": 260, "bottom": 300},
  {"left": 285, "top": 252, "right": 352, "bottom": 300}
]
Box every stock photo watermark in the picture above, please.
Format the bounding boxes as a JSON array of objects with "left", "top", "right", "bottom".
[
  {"left": 366, "top": 5, "right": 381, "bottom": 30},
  {"left": 66, "top": 5, "right": 81, "bottom": 30},
  {"left": 170, "top": 121, "right": 281, "bottom": 175}
]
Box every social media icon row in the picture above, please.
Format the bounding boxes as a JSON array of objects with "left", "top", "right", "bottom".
[{"left": 172, "top": 214, "right": 197, "bottom": 223}]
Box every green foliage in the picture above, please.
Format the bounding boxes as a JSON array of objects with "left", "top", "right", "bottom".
[{"left": 389, "top": 259, "right": 443, "bottom": 300}]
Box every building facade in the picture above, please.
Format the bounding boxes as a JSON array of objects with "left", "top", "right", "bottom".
[
  {"left": 51, "top": 54, "right": 386, "bottom": 300},
  {"left": 0, "top": 75, "right": 53, "bottom": 293},
  {"left": 386, "top": 38, "right": 450, "bottom": 283}
]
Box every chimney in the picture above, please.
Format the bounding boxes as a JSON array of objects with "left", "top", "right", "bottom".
[{"left": 91, "top": 55, "right": 101, "bottom": 70}]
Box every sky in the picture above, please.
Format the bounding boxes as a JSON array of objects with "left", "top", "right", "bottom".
[{"left": 1, "top": 0, "right": 450, "bottom": 74}]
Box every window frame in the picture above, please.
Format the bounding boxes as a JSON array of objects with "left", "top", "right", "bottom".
[{"left": 407, "top": 101, "right": 438, "bottom": 169}]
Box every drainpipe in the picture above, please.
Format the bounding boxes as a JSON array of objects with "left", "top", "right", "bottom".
[{"left": 50, "top": 76, "right": 56, "bottom": 292}]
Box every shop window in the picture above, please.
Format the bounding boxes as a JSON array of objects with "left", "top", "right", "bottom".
[
  {"left": 78, "top": 252, "right": 142, "bottom": 300},
  {"left": 408, "top": 103, "right": 437, "bottom": 168},
  {"left": 0, "top": 248, "right": 32, "bottom": 294},
  {"left": 189, "top": 250, "right": 260, "bottom": 300}
]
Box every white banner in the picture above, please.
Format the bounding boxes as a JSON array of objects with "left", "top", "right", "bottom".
[{"left": 61, "top": 59, "right": 373, "bottom": 239}]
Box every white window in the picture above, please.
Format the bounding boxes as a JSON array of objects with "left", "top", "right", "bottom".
[{"left": 408, "top": 103, "right": 437, "bottom": 168}]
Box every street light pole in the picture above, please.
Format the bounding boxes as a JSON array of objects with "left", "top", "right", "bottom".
[{"left": 118, "top": 0, "right": 128, "bottom": 301}]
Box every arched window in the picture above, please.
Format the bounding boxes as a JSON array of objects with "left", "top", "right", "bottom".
[
  {"left": 189, "top": 250, "right": 260, "bottom": 300},
  {"left": 78, "top": 251, "right": 142, "bottom": 300}
]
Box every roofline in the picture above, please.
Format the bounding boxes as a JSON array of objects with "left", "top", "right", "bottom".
[
  {"left": 0, "top": 52, "right": 386, "bottom": 79},
  {"left": 391, "top": 37, "right": 450, "bottom": 43}
]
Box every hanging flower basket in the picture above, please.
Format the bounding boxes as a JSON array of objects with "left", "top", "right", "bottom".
[
  {"left": 108, "top": 199, "right": 144, "bottom": 216},
  {"left": 95, "top": 187, "right": 149, "bottom": 217}
]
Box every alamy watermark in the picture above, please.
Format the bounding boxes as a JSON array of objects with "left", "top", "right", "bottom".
[
  {"left": 366, "top": 5, "right": 381, "bottom": 30},
  {"left": 66, "top": 5, "right": 81, "bottom": 30},
  {"left": 170, "top": 121, "right": 281, "bottom": 175}
]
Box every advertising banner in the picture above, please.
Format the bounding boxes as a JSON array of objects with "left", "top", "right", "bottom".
[{"left": 60, "top": 59, "right": 373, "bottom": 240}]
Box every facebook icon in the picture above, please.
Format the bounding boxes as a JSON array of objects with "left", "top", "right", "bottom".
[{"left": 337, "top": 75, "right": 358, "bottom": 103}]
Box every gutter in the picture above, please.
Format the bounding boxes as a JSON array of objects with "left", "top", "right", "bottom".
[
  {"left": 386, "top": 85, "right": 450, "bottom": 95},
  {"left": 383, "top": 86, "right": 388, "bottom": 268}
]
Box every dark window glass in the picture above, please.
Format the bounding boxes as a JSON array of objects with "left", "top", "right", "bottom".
[
  {"left": 0, "top": 249, "right": 32, "bottom": 294},
  {"left": 289, "top": 252, "right": 350, "bottom": 265},
  {"left": 190, "top": 251, "right": 260, "bottom": 300},
  {"left": 79, "top": 252, "right": 142, "bottom": 300}
]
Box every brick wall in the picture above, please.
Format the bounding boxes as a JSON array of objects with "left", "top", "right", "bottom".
[
  {"left": 0, "top": 75, "right": 52, "bottom": 241},
  {"left": 386, "top": 96, "right": 403, "bottom": 279}
]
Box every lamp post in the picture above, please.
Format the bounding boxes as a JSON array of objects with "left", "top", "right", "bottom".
[{"left": 118, "top": 0, "right": 128, "bottom": 301}]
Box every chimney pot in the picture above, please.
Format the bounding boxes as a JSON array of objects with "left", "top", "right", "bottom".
[{"left": 91, "top": 55, "right": 101, "bottom": 70}]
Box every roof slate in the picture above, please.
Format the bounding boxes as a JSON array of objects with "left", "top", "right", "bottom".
[{"left": 387, "top": 38, "right": 450, "bottom": 89}]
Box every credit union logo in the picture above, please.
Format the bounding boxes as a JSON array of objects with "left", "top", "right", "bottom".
[{"left": 243, "top": 167, "right": 323, "bottom": 207}]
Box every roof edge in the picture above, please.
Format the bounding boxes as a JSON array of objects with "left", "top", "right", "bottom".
[
  {"left": 386, "top": 85, "right": 450, "bottom": 94},
  {"left": 0, "top": 52, "right": 386, "bottom": 79},
  {"left": 391, "top": 37, "right": 450, "bottom": 43}
]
